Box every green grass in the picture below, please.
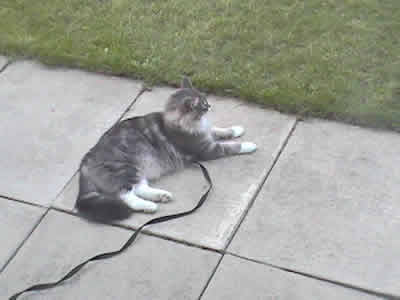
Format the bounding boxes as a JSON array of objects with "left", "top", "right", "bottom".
[{"left": 1, "top": 0, "right": 399, "bottom": 131}]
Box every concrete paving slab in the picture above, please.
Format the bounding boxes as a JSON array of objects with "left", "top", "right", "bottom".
[
  {"left": 0, "top": 197, "right": 45, "bottom": 271},
  {"left": 0, "top": 60, "right": 141, "bottom": 206},
  {"left": 0, "top": 210, "right": 220, "bottom": 299},
  {"left": 202, "top": 255, "right": 382, "bottom": 300},
  {"left": 0, "top": 56, "right": 8, "bottom": 70},
  {"left": 54, "top": 87, "right": 296, "bottom": 250},
  {"left": 229, "top": 120, "right": 400, "bottom": 296}
]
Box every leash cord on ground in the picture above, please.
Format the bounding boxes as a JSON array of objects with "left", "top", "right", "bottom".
[{"left": 9, "top": 162, "right": 212, "bottom": 300}]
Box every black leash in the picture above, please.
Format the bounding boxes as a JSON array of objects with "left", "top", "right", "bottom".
[{"left": 9, "top": 162, "right": 212, "bottom": 300}]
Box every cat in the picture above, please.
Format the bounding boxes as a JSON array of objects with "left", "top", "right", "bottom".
[{"left": 75, "top": 77, "right": 257, "bottom": 222}]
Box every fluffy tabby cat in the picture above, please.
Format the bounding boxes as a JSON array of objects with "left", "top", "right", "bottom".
[{"left": 75, "top": 77, "right": 257, "bottom": 222}]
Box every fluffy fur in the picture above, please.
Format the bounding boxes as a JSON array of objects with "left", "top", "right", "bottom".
[{"left": 75, "top": 77, "right": 257, "bottom": 222}]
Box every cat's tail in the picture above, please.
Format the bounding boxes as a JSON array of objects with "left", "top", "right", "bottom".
[{"left": 75, "top": 193, "right": 133, "bottom": 223}]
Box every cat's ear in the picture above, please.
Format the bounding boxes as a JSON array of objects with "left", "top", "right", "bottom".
[{"left": 181, "top": 76, "right": 193, "bottom": 89}]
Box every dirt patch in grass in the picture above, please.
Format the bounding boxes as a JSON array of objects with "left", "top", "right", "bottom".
[{"left": 1, "top": 0, "right": 399, "bottom": 131}]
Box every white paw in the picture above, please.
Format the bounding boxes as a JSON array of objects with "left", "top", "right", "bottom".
[
  {"left": 231, "top": 126, "right": 245, "bottom": 138},
  {"left": 240, "top": 142, "right": 257, "bottom": 154},
  {"left": 158, "top": 191, "right": 173, "bottom": 203},
  {"left": 142, "top": 202, "right": 158, "bottom": 213}
]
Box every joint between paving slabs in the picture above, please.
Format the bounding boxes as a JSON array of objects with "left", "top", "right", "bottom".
[
  {"left": 0, "top": 83, "right": 151, "bottom": 273},
  {"left": 0, "top": 81, "right": 301, "bottom": 296},
  {"left": 0, "top": 189, "right": 52, "bottom": 273},
  {"left": 0, "top": 207, "right": 50, "bottom": 273},
  {"left": 49, "top": 84, "right": 149, "bottom": 206},
  {"left": 0, "top": 194, "right": 47, "bottom": 210},
  {"left": 198, "top": 119, "right": 300, "bottom": 300},
  {"left": 46, "top": 116, "right": 299, "bottom": 260},
  {"left": 197, "top": 254, "right": 225, "bottom": 300},
  {"left": 52, "top": 205, "right": 222, "bottom": 255},
  {"left": 214, "top": 118, "right": 399, "bottom": 300},
  {"left": 223, "top": 118, "right": 299, "bottom": 252},
  {"left": 0, "top": 59, "right": 13, "bottom": 74},
  {"left": 227, "top": 253, "right": 399, "bottom": 300}
]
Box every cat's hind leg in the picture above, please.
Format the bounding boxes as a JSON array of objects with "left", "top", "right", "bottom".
[
  {"left": 212, "top": 126, "right": 244, "bottom": 140},
  {"left": 134, "top": 179, "right": 173, "bottom": 203},
  {"left": 120, "top": 189, "right": 158, "bottom": 213}
]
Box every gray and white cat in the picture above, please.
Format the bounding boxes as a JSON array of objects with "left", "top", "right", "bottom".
[{"left": 75, "top": 77, "right": 257, "bottom": 222}]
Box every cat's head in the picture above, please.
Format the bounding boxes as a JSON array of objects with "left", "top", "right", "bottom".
[
  {"left": 163, "top": 77, "right": 210, "bottom": 133},
  {"left": 165, "top": 77, "right": 210, "bottom": 121}
]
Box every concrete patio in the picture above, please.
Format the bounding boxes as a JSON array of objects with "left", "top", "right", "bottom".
[{"left": 0, "top": 57, "right": 399, "bottom": 299}]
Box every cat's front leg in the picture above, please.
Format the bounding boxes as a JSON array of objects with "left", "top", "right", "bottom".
[
  {"left": 199, "top": 141, "right": 257, "bottom": 161},
  {"left": 135, "top": 180, "right": 173, "bottom": 203},
  {"left": 211, "top": 126, "right": 245, "bottom": 140},
  {"left": 120, "top": 190, "right": 158, "bottom": 213}
]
